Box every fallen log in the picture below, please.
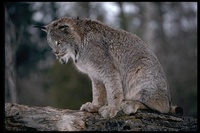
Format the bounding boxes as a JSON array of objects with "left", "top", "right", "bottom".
[{"left": 5, "top": 103, "right": 197, "bottom": 131}]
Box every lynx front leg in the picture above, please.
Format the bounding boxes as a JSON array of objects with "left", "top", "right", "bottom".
[
  {"left": 98, "top": 74, "right": 124, "bottom": 118},
  {"left": 80, "top": 78, "right": 106, "bottom": 113}
]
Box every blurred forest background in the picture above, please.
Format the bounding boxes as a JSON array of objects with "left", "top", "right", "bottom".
[{"left": 5, "top": 2, "right": 197, "bottom": 117}]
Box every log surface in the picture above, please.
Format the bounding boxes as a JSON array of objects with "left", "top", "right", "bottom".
[{"left": 5, "top": 103, "right": 197, "bottom": 131}]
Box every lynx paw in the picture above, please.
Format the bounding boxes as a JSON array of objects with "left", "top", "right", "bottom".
[
  {"left": 98, "top": 106, "right": 118, "bottom": 118},
  {"left": 122, "top": 105, "right": 138, "bottom": 115},
  {"left": 80, "top": 102, "right": 100, "bottom": 113}
]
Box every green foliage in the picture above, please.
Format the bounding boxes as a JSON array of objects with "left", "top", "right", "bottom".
[{"left": 45, "top": 60, "right": 92, "bottom": 109}]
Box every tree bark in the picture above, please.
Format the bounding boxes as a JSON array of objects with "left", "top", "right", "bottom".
[
  {"left": 5, "top": 103, "right": 197, "bottom": 131},
  {"left": 5, "top": 8, "right": 18, "bottom": 103},
  {"left": 117, "top": 2, "right": 128, "bottom": 31},
  {"left": 142, "top": 2, "right": 157, "bottom": 53}
]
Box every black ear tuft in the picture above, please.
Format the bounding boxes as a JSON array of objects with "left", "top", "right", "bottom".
[
  {"left": 33, "top": 25, "right": 47, "bottom": 32},
  {"left": 33, "top": 25, "right": 43, "bottom": 29}
]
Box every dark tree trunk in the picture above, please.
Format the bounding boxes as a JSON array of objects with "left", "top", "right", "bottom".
[{"left": 5, "top": 8, "right": 18, "bottom": 103}]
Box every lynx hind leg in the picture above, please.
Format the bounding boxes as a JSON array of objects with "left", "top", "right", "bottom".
[
  {"left": 120, "top": 100, "right": 147, "bottom": 115},
  {"left": 143, "top": 95, "right": 171, "bottom": 114}
]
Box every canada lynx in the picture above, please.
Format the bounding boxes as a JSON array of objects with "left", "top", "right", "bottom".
[{"left": 35, "top": 17, "right": 182, "bottom": 118}]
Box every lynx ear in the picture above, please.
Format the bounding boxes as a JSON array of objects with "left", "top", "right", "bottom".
[{"left": 33, "top": 25, "right": 47, "bottom": 33}]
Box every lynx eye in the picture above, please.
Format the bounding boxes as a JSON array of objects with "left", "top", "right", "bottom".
[
  {"left": 58, "top": 24, "right": 69, "bottom": 31},
  {"left": 55, "top": 41, "right": 61, "bottom": 46}
]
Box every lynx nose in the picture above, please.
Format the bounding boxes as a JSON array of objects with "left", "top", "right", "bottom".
[{"left": 53, "top": 51, "right": 59, "bottom": 55}]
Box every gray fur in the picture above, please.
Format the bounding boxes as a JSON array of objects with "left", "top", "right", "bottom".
[{"left": 42, "top": 17, "right": 172, "bottom": 118}]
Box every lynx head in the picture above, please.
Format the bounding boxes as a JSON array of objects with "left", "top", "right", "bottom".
[{"left": 35, "top": 17, "right": 81, "bottom": 64}]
